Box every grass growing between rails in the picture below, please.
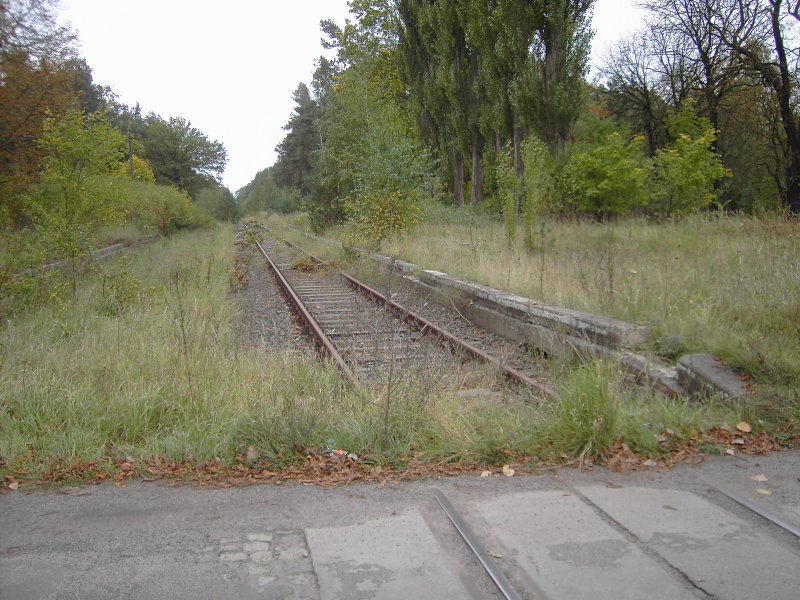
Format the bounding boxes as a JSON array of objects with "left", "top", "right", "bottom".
[
  {"left": 0, "top": 224, "right": 792, "bottom": 489},
  {"left": 268, "top": 210, "right": 800, "bottom": 407}
]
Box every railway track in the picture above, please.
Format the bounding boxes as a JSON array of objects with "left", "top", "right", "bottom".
[{"left": 246, "top": 228, "right": 554, "bottom": 397}]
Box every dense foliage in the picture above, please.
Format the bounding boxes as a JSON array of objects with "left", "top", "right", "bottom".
[
  {"left": 0, "top": 0, "right": 228, "bottom": 317},
  {"left": 242, "top": 0, "right": 799, "bottom": 238}
]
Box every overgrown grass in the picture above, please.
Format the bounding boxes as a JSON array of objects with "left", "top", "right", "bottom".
[
  {"left": 0, "top": 223, "right": 787, "bottom": 485},
  {"left": 266, "top": 210, "right": 799, "bottom": 406}
]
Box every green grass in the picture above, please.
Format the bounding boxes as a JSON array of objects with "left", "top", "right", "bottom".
[
  {"left": 0, "top": 222, "right": 790, "bottom": 485},
  {"left": 265, "top": 210, "right": 800, "bottom": 406}
]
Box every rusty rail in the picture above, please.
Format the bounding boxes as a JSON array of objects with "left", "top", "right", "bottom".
[
  {"left": 254, "top": 240, "right": 359, "bottom": 387},
  {"left": 340, "top": 272, "right": 557, "bottom": 398}
]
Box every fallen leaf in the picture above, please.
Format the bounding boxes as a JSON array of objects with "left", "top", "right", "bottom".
[
  {"left": 643, "top": 459, "right": 657, "bottom": 467},
  {"left": 725, "top": 448, "right": 735, "bottom": 456},
  {"left": 736, "top": 421, "right": 752, "bottom": 433},
  {"left": 732, "top": 437, "right": 746, "bottom": 445},
  {"left": 756, "top": 488, "right": 772, "bottom": 495},
  {"left": 489, "top": 551, "right": 503, "bottom": 559},
  {"left": 665, "top": 428, "right": 675, "bottom": 436},
  {"left": 347, "top": 452, "right": 358, "bottom": 461},
  {"left": 8, "top": 481, "right": 18, "bottom": 491},
  {"left": 246, "top": 447, "right": 259, "bottom": 461},
  {"left": 655, "top": 434, "right": 667, "bottom": 443},
  {"left": 502, "top": 465, "right": 515, "bottom": 477},
  {"left": 663, "top": 504, "right": 678, "bottom": 511},
  {"left": 751, "top": 474, "right": 769, "bottom": 483},
  {"left": 720, "top": 422, "right": 731, "bottom": 432},
  {"left": 562, "top": 491, "right": 572, "bottom": 496},
  {"left": 480, "top": 470, "right": 491, "bottom": 478}
]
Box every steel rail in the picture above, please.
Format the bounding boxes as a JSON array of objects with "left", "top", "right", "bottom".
[
  {"left": 704, "top": 479, "right": 800, "bottom": 539},
  {"left": 433, "top": 490, "right": 524, "bottom": 600},
  {"left": 254, "top": 240, "right": 358, "bottom": 387},
  {"left": 340, "top": 272, "right": 557, "bottom": 398}
]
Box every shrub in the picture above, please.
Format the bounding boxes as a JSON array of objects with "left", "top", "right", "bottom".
[
  {"left": 560, "top": 133, "right": 648, "bottom": 219},
  {"left": 649, "top": 129, "right": 729, "bottom": 217}
]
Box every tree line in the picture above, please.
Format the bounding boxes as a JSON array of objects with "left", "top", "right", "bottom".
[
  {"left": 1, "top": 0, "right": 236, "bottom": 314},
  {"left": 240, "top": 0, "right": 799, "bottom": 242},
  {"left": 1, "top": 0, "right": 233, "bottom": 228}
]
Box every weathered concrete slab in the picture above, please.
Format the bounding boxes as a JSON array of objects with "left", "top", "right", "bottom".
[
  {"left": 367, "top": 252, "right": 418, "bottom": 275},
  {"left": 677, "top": 353, "right": 748, "bottom": 400},
  {"left": 477, "top": 491, "right": 696, "bottom": 599},
  {"left": 419, "top": 270, "right": 650, "bottom": 350},
  {"left": 403, "top": 275, "right": 685, "bottom": 397},
  {"left": 305, "top": 509, "right": 477, "bottom": 600},
  {"left": 579, "top": 486, "right": 800, "bottom": 599}
]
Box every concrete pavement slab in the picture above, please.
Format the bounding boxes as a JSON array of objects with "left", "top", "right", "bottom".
[
  {"left": 305, "top": 508, "right": 479, "bottom": 600},
  {"left": 477, "top": 490, "right": 696, "bottom": 600},
  {"left": 579, "top": 486, "right": 800, "bottom": 600}
]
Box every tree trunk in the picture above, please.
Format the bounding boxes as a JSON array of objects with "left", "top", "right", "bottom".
[
  {"left": 471, "top": 129, "right": 484, "bottom": 206},
  {"left": 454, "top": 150, "right": 465, "bottom": 206},
  {"left": 771, "top": 1, "right": 800, "bottom": 214},
  {"left": 513, "top": 119, "right": 525, "bottom": 217}
]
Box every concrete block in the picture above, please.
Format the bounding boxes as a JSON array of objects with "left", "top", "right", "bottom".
[
  {"left": 478, "top": 491, "right": 696, "bottom": 599},
  {"left": 367, "top": 253, "right": 417, "bottom": 274},
  {"left": 306, "top": 509, "right": 476, "bottom": 599},
  {"left": 677, "top": 353, "right": 748, "bottom": 401},
  {"left": 419, "top": 270, "right": 649, "bottom": 350},
  {"left": 580, "top": 486, "right": 800, "bottom": 600}
]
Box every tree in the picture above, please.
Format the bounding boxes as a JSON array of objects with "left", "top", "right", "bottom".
[
  {"left": 196, "top": 185, "right": 238, "bottom": 222},
  {"left": 237, "top": 166, "right": 302, "bottom": 214},
  {"left": 641, "top": 0, "right": 750, "bottom": 150},
  {"left": 601, "top": 32, "right": 667, "bottom": 156},
  {"left": 527, "top": 0, "right": 594, "bottom": 153},
  {"left": 710, "top": 0, "right": 800, "bottom": 213},
  {"left": 272, "top": 83, "right": 321, "bottom": 196},
  {"left": 313, "top": 3, "right": 428, "bottom": 237},
  {"left": 0, "top": 0, "right": 80, "bottom": 216},
  {"left": 34, "top": 108, "right": 125, "bottom": 289},
  {"left": 142, "top": 114, "right": 227, "bottom": 199}
]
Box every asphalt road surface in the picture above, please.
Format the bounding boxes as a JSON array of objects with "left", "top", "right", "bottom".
[{"left": 2, "top": 450, "right": 799, "bottom": 599}]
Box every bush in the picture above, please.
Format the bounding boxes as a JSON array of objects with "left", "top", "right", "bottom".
[
  {"left": 560, "top": 132, "right": 649, "bottom": 219},
  {"left": 545, "top": 362, "right": 619, "bottom": 459},
  {"left": 344, "top": 190, "right": 421, "bottom": 247},
  {"left": 121, "top": 180, "right": 214, "bottom": 233},
  {"left": 649, "top": 129, "right": 729, "bottom": 217}
]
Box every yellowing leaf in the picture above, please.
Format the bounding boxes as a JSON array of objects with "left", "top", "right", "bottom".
[
  {"left": 736, "top": 421, "right": 752, "bottom": 433},
  {"left": 756, "top": 488, "right": 772, "bottom": 495},
  {"left": 750, "top": 474, "right": 768, "bottom": 483}
]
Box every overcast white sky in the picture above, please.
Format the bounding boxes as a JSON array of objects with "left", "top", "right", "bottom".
[{"left": 58, "top": 0, "right": 646, "bottom": 193}]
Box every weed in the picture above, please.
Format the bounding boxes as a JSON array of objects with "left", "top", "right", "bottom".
[{"left": 544, "top": 362, "right": 618, "bottom": 460}]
